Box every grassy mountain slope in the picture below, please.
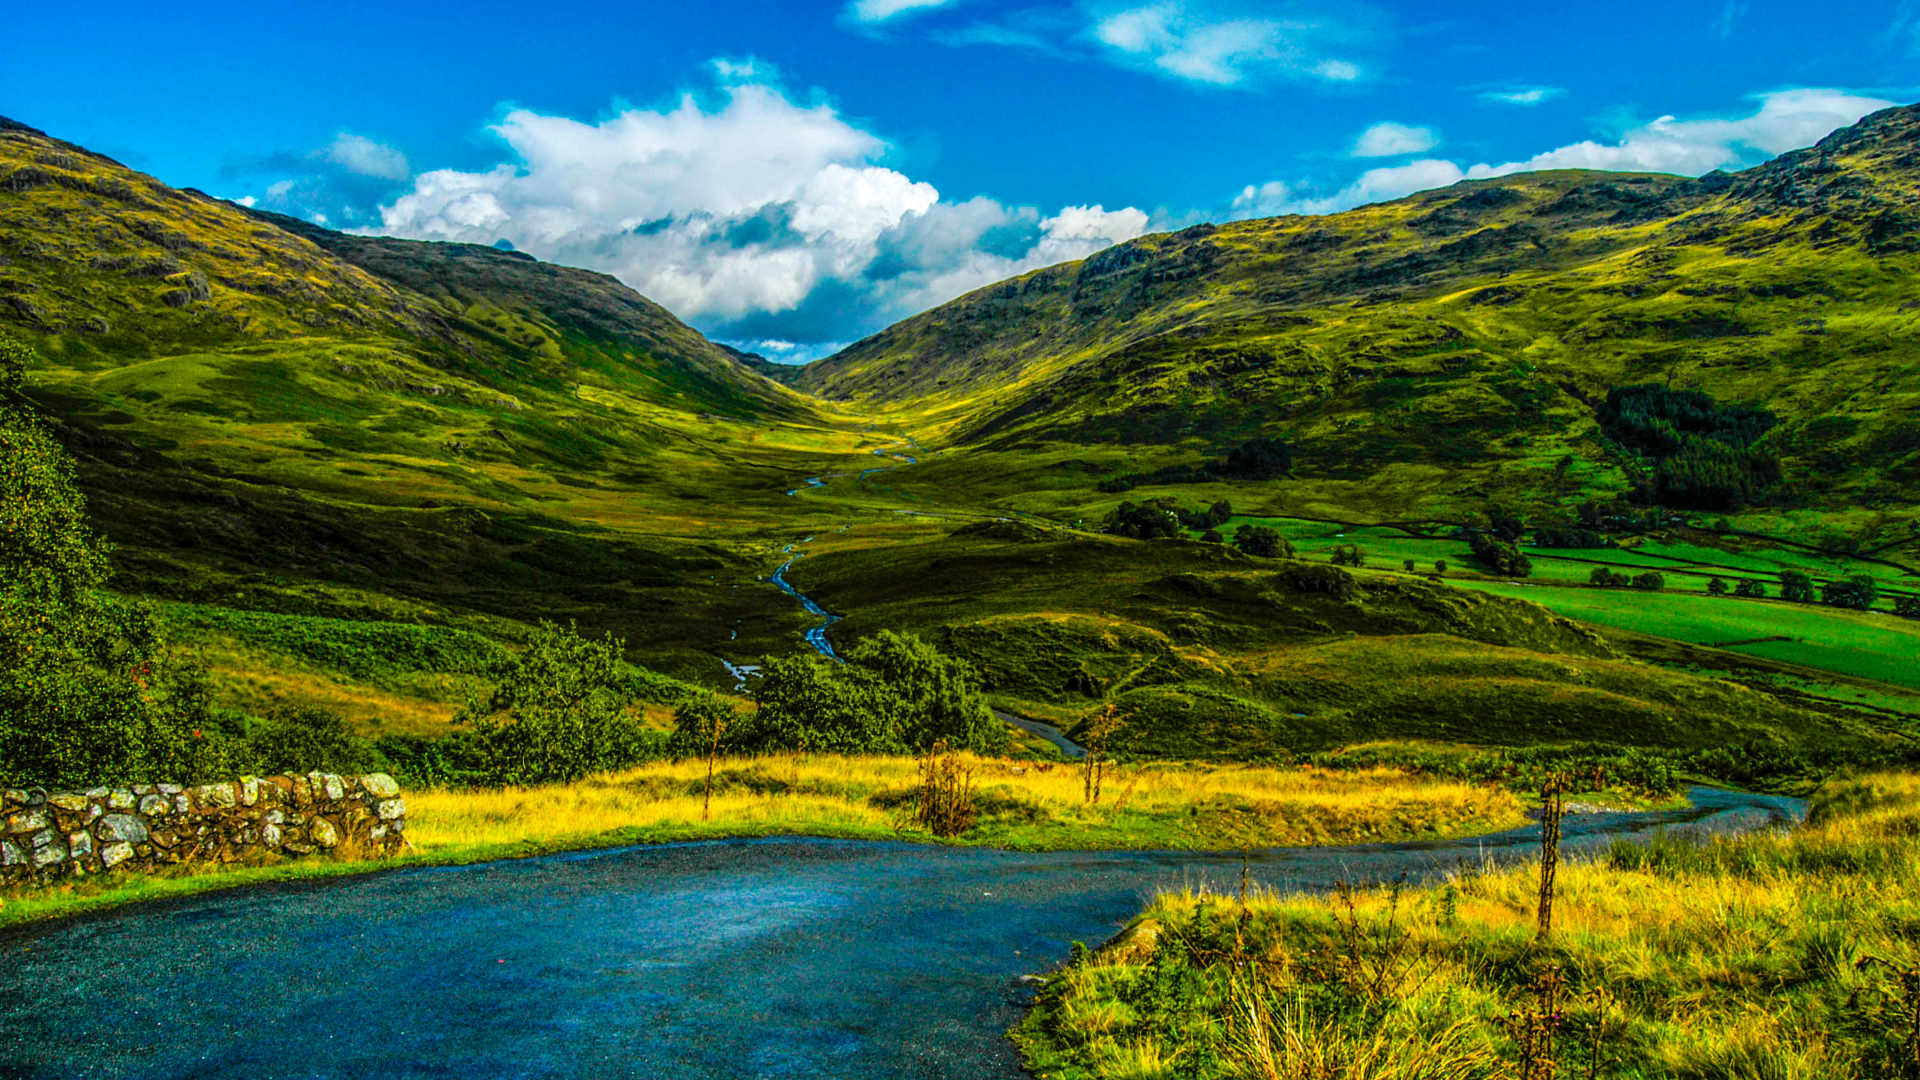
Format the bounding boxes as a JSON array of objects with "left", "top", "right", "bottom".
[{"left": 797, "top": 104, "right": 1920, "bottom": 554}]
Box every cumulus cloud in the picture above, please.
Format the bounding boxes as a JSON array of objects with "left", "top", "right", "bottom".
[
  {"left": 319, "top": 133, "right": 410, "bottom": 180},
  {"left": 842, "top": 0, "right": 963, "bottom": 24},
  {"left": 1352, "top": 121, "right": 1438, "bottom": 157},
  {"left": 1480, "top": 86, "right": 1562, "bottom": 106},
  {"left": 369, "top": 73, "right": 1148, "bottom": 347},
  {"left": 1230, "top": 88, "right": 1893, "bottom": 220}
]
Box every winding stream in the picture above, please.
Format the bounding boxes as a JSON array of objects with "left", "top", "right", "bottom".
[{"left": 0, "top": 788, "right": 1802, "bottom": 1079}]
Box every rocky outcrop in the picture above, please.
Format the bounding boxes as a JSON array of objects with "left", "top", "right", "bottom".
[{"left": 0, "top": 772, "right": 406, "bottom": 884}]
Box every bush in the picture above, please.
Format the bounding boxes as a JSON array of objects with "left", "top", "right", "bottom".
[
  {"left": 1735, "top": 578, "right": 1768, "bottom": 599},
  {"left": 1105, "top": 499, "right": 1183, "bottom": 540},
  {"left": 1895, "top": 595, "right": 1920, "bottom": 619},
  {"left": 456, "top": 620, "right": 656, "bottom": 785},
  {"left": 1329, "top": 543, "right": 1366, "bottom": 567},
  {"left": 732, "top": 632, "right": 1007, "bottom": 756},
  {"left": 1199, "top": 529, "right": 1224, "bottom": 544},
  {"left": 1821, "top": 574, "right": 1879, "bottom": 610},
  {"left": 1708, "top": 576, "right": 1729, "bottom": 595},
  {"left": 247, "top": 704, "right": 378, "bottom": 776},
  {"left": 1632, "top": 571, "right": 1666, "bottom": 591},
  {"left": 1467, "top": 531, "right": 1531, "bottom": 577},
  {"left": 1589, "top": 567, "right": 1632, "bottom": 588},
  {"left": 1232, "top": 526, "right": 1292, "bottom": 559},
  {"left": 1779, "top": 570, "right": 1815, "bottom": 603},
  {"left": 1274, "top": 563, "right": 1358, "bottom": 601}
]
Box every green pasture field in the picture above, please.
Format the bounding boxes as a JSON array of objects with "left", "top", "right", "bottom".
[{"left": 1466, "top": 581, "right": 1920, "bottom": 690}]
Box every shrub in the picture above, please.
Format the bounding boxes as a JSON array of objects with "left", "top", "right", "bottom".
[
  {"left": 737, "top": 632, "right": 1007, "bottom": 756},
  {"left": 1708, "top": 576, "right": 1729, "bottom": 595},
  {"left": 1896, "top": 595, "right": 1920, "bottom": 619},
  {"left": 1233, "top": 526, "right": 1292, "bottom": 559},
  {"left": 1779, "top": 570, "right": 1815, "bottom": 603},
  {"left": 247, "top": 704, "right": 378, "bottom": 776},
  {"left": 1467, "top": 531, "right": 1531, "bottom": 577},
  {"left": 1274, "top": 563, "right": 1358, "bottom": 601},
  {"left": 1200, "top": 529, "right": 1224, "bottom": 544},
  {"left": 1632, "top": 571, "right": 1666, "bottom": 591},
  {"left": 1735, "top": 578, "right": 1768, "bottom": 599},
  {"left": 1589, "top": 567, "right": 1632, "bottom": 588},
  {"left": 1329, "top": 543, "right": 1366, "bottom": 567},
  {"left": 1821, "top": 574, "right": 1879, "bottom": 610},
  {"left": 456, "top": 620, "right": 655, "bottom": 785}
]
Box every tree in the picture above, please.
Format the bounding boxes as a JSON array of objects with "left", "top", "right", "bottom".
[
  {"left": 1821, "top": 574, "right": 1879, "bottom": 610},
  {"left": 1589, "top": 567, "right": 1632, "bottom": 588},
  {"left": 1735, "top": 578, "right": 1768, "bottom": 599},
  {"left": 1707, "top": 577, "right": 1729, "bottom": 596},
  {"left": 1632, "top": 571, "right": 1666, "bottom": 591},
  {"left": 457, "top": 620, "right": 651, "bottom": 785},
  {"left": 669, "top": 692, "right": 740, "bottom": 820},
  {"left": 1434, "top": 560, "right": 1448, "bottom": 574},
  {"left": 1896, "top": 595, "right": 1920, "bottom": 619},
  {"left": 0, "top": 334, "right": 221, "bottom": 788},
  {"left": 1232, "top": 526, "right": 1291, "bottom": 559},
  {"left": 1221, "top": 438, "right": 1293, "bottom": 480},
  {"left": 1403, "top": 559, "right": 1417, "bottom": 573},
  {"left": 1329, "top": 543, "right": 1366, "bottom": 567},
  {"left": 1466, "top": 530, "right": 1530, "bottom": 577},
  {"left": 1200, "top": 529, "right": 1224, "bottom": 544},
  {"left": 1779, "top": 570, "right": 1815, "bottom": 603},
  {"left": 744, "top": 632, "right": 1005, "bottom": 756},
  {"left": 1105, "top": 499, "right": 1183, "bottom": 540}
]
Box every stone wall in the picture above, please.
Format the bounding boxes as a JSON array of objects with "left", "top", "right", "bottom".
[{"left": 0, "top": 773, "right": 407, "bottom": 884}]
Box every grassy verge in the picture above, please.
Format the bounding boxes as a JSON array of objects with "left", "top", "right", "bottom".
[
  {"left": 0, "top": 755, "right": 1521, "bottom": 930},
  {"left": 1016, "top": 771, "right": 1920, "bottom": 1079}
]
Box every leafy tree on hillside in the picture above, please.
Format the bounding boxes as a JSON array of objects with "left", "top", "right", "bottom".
[
  {"left": 457, "top": 620, "right": 654, "bottom": 784},
  {"left": 1221, "top": 438, "right": 1293, "bottom": 480},
  {"left": 1589, "top": 567, "right": 1632, "bottom": 588},
  {"left": 1200, "top": 529, "right": 1224, "bottom": 544},
  {"left": 1896, "top": 595, "right": 1920, "bottom": 619},
  {"left": 1105, "top": 499, "right": 1183, "bottom": 540},
  {"left": 1329, "top": 543, "right": 1366, "bottom": 567},
  {"left": 736, "top": 632, "right": 1005, "bottom": 756},
  {"left": 0, "top": 334, "right": 222, "bottom": 788},
  {"left": 1433, "top": 559, "right": 1448, "bottom": 574},
  {"left": 1465, "top": 530, "right": 1531, "bottom": 577},
  {"left": 1821, "top": 574, "right": 1879, "bottom": 610},
  {"left": 1632, "top": 572, "right": 1666, "bottom": 591},
  {"left": 248, "top": 704, "right": 377, "bottom": 776},
  {"left": 1232, "top": 526, "right": 1291, "bottom": 559},
  {"left": 1597, "top": 384, "right": 1783, "bottom": 511},
  {"left": 1779, "top": 570, "right": 1815, "bottom": 603},
  {"left": 1708, "top": 577, "right": 1729, "bottom": 596},
  {"left": 1735, "top": 578, "right": 1768, "bottom": 599}
]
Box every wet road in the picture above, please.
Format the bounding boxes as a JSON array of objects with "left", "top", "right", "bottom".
[{"left": 0, "top": 787, "right": 1801, "bottom": 1079}]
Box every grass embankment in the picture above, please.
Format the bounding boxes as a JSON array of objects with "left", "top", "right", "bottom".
[
  {"left": 1018, "top": 771, "right": 1920, "bottom": 1079},
  {"left": 0, "top": 756, "right": 1520, "bottom": 929}
]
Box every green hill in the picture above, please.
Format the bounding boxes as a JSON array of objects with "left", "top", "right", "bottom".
[{"left": 795, "top": 104, "right": 1920, "bottom": 555}]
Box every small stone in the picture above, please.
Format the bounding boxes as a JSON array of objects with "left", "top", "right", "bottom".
[
  {"left": 87, "top": 804, "right": 102, "bottom": 820},
  {"left": 6, "top": 808, "right": 49, "bottom": 834},
  {"left": 67, "top": 830, "right": 93, "bottom": 859},
  {"left": 376, "top": 799, "right": 406, "bottom": 821},
  {"left": 107, "top": 790, "right": 136, "bottom": 811},
  {"left": 369, "top": 825, "right": 387, "bottom": 841},
  {"left": 309, "top": 818, "right": 340, "bottom": 848},
  {"left": 138, "top": 794, "right": 170, "bottom": 816},
  {"left": 158, "top": 784, "right": 183, "bottom": 795},
  {"left": 132, "top": 784, "right": 157, "bottom": 797},
  {"left": 282, "top": 840, "right": 314, "bottom": 855},
  {"left": 261, "top": 823, "right": 282, "bottom": 848},
  {"left": 265, "top": 809, "right": 285, "bottom": 825},
  {"left": 313, "top": 773, "right": 345, "bottom": 802},
  {"left": 49, "top": 794, "right": 87, "bottom": 813},
  {"left": 96, "top": 815, "right": 149, "bottom": 844},
  {"left": 83, "top": 787, "right": 109, "bottom": 800},
  {"left": 192, "top": 783, "right": 237, "bottom": 811},
  {"left": 240, "top": 779, "right": 260, "bottom": 807},
  {"left": 172, "top": 795, "right": 190, "bottom": 814},
  {"left": 31, "top": 840, "right": 66, "bottom": 868},
  {"left": 2, "top": 790, "right": 25, "bottom": 807},
  {"left": 99, "top": 842, "right": 133, "bottom": 869},
  {"left": 0, "top": 840, "right": 24, "bottom": 866},
  {"left": 360, "top": 774, "right": 401, "bottom": 800}
]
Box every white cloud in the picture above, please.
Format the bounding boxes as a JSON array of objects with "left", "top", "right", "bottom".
[
  {"left": 1714, "top": 0, "right": 1748, "bottom": 38},
  {"left": 230, "top": 195, "right": 258, "bottom": 208},
  {"left": 1352, "top": 121, "right": 1438, "bottom": 157},
  {"left": 1230, "top": 88, "right": 1893, "bottom": 220},
  {"left": 1480, "top": 86, "right": 1562, "bottom": 107},
  {"left": 1085, "top": 1, "right": 1367, "bottom": 86},
  {"left": 320, "top": 133, "right": 410, "bottom": 181},
  {"left": 370, "top": 72, "right": 1148, "bottom": 345},
  {"left": 842, "top": 0, "right": 962, "bottom": 24}
]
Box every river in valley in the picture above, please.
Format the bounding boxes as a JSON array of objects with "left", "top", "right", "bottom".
[{"left": 0, "top": 787, "right": 1801, "bottom": 1079}]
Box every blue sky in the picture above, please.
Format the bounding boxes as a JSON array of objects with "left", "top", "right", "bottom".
[{"left": 4, "top": 1, "right": 1916, "bottom": 358}]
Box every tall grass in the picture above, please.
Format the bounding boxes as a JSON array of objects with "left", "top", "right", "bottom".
[
  {"left": 0, "top": 755, "right": 1518, "bottom": 928},
  {"left": 1017, "top": 771, "right": 1920, "bottom": 1080}
]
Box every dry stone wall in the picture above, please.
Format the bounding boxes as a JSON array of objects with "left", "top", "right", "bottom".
[{"left": 0, "top": 772, "right": 407, "bottom": 884}]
